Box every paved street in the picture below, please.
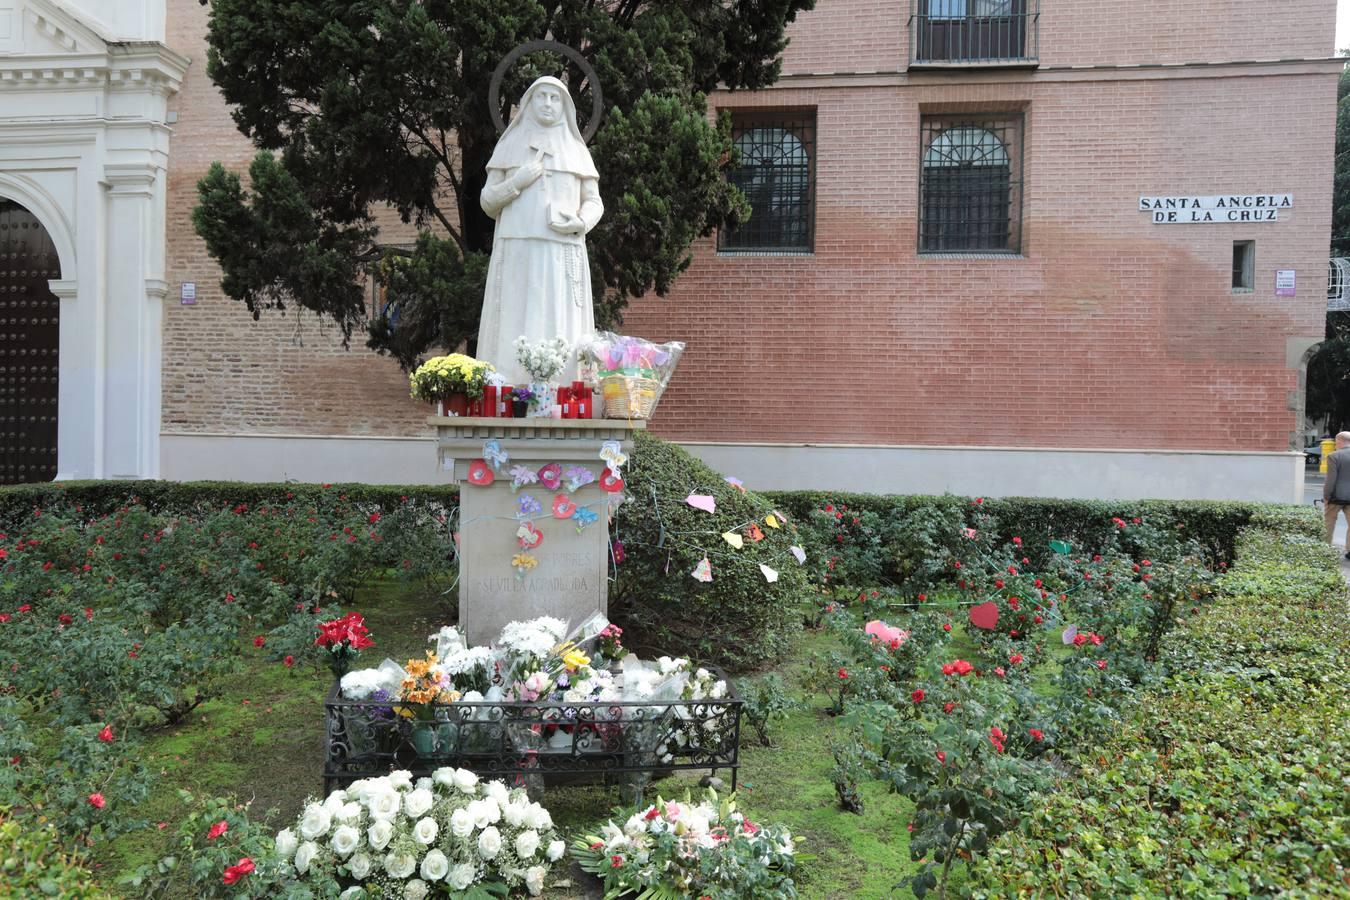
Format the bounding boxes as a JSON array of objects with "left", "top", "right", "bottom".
[{"left": 1304, "top": 469, "right": 1350, "bottom": 579}]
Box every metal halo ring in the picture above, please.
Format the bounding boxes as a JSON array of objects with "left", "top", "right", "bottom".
[{"left": 488, "top": 40, "right": 604, "bottom": 142}]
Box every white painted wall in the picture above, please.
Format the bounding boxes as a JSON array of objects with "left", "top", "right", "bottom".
[{"left": 159, "top": 433, "right": 1304, "bottom": 503}]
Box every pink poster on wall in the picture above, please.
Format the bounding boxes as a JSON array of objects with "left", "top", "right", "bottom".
[{"left": 1275, "top": 270, "right": 1296, "bottom": 297}]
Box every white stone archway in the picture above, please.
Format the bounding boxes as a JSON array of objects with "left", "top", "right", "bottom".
[{"left": 0, "top": 0, "right": 187, "bottom": 479}]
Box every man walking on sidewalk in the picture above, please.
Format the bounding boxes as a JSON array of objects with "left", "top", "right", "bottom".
[{"left": 1324, "top": 432, "right": 1350, "bottom": 556}]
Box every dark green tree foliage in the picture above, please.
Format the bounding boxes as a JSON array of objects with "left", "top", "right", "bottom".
[
  {"left": 193, "top": 0, "right": 811, "bottom": 368},
  {"left": 1308, "top": 65, "right": 1350, "bottom": 431}
]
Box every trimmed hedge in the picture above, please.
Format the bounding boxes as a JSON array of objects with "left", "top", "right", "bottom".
[
  {"left": 764, "top": 491, "right": 1320, "bottom": 568},
  {"left": 969, "top": 526, "right": 1350, "bottom": 897},
  {"left": 611, "top": 432, "right": 808, "bottom": 669}
]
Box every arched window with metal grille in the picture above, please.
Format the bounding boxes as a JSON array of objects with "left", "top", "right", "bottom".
[
  {"left": 720, "top": 111, "right": 816, "bottom": 253},
  {"left": 1329, "top": 258, "right": 1350, "bottom": 311},
  {"left": 919, "top": 118, "right": 1023, "bottom": 253}
]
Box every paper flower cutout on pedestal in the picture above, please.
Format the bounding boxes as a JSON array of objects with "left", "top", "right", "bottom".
[
  {"left": 759, "top": 563, "right": 779, "bottom": 583},
  {"left": 599, "top": 471, "right": 625, "bottom": 493},
  {"left": 572, "top": 507, "right": 599, "bottom": 533},
  {"left": 482, "top": 439, "right": 509, "bottom": 471},
  {"left": 466, "top": 459, "right": 495, "bottom": 485},
  {"left": 790, "top": 545, "right": 807, "bottom": 565},
  {"left": 562, "top": 465, "right": 595, "bottom": 492},
  {"left": 517, "top": 494, "right": 542, "bottom": 518},
  {"left": 551, "top": 494, "right": 577, "bottom": 519},
  {"left": 516, "top": 521, "right": 544, "bottom": 549},
  {"left": 537, "top": 462, "right": 563, "bottom": 490},
  {"left": 724, "top": 475, "right": 746, "bottom": 493},
  {"left": 511, "top": 553, "right": 538, "bottom": 577},
  {"left": 764, "top": 514, "right": 780, "bottom": 529},
  {"left": 721, "top": 532, "right": 744, "bottom": 549},
  {"left": 744, "top": 523, "right": 765, "bottom": 543},
  {"left": 968, "top": 602, "right": 1000, "bottom": 631},
  {"left": 691, "top": 557, "right": 713, "bottom": 582},
  {"left": 509, "top": 465, "right": 538, "bottom": 491},
  {"left": 685, "top": 494, "right": 716, "bottom": 514},
  {"left": 599, "top": 440, "right": 627, "bottom": 475}
]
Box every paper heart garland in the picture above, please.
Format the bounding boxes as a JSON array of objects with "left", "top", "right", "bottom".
[
  {"left": 968, "top": 601, "right": 1000, "bottom": 631},
  {"left": 537, "top": 463, "right": 563, "bottom": 491},
  {"left": 466, "top": 459, "right": 495, "bottom": 486},
  {"left": 516, "top": 521, "right": 544, "bottom": 549},
  {"left": 691, "top": 557, "right": 713, "bottom": 583},
  {"left": 721, "top": 531, "right": 744, "bottom": 549},
  {"left": 599, "top": 471, "right": 625, "bottom": 493},
  {"left": 482, "top": 439, "right": 509, "bottom": 471},
  {"left": 790, "top": 545, "right": 807, "bottom": 565},
  {"left": 685, "top": 493, "right": 716, "bottom": 514},
  {"left": 551, "top": 494, "right": 577, "bottom": 519},
  {"left": 517, "top": 494, "right": 542, "bottom": 518},
  {"left": 759, "top": 563, "right": 779, "bottom": 583}
]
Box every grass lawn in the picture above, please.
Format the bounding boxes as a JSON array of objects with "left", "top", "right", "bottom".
[{"left": 90, "top": 578, "right": 925, "bottom": 898}]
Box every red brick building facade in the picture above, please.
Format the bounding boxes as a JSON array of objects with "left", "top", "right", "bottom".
[{"left": 3, "top": 1, "right": 1339, "bottom": 499}]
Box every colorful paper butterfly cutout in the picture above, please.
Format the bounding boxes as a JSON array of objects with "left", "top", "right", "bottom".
[
  {"left": 516, "top": 521, "right": 544, "bottom": 549},
  {"left": 599, "top": 440, "right": 627, "bottom": 475},
  {"left": 691, "top": 557, "right": 713, "bottom": 583},
  {"left": 466, "top": 459, "right": 495, "bottom": 486},
  {"left": 572, "top": 507, "right": 599, "bottom": 532},
  {"left": 551, "top": 494, "right": 577, "bottom": 519},
  {"left": 563, "top": 465, "right": 595, "bottom": 492},
  {"left": 537, "top": 462, "right": 563, "bottom": 491},
  {"left": 482, "top": 439, "right": 509, "bottom": 471},
  {"left": 509, "top": 465, "right": 538, "bottom": 491},
  {"left": 517, "top": 494, "right": 542, "bottom": 518},
  {"left": 599, "top": 470, "right": 625, "bottom": 493}
]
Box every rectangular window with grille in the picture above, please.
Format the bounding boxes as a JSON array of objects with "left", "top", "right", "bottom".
[
  {"left": 1231, "top": 241, "right": 1255, "bottom": 292},
  {"left": 913, "top": 0, "right": 1039, "bottom": 64},
  {"left": 719, "top": 110, "right": 816, "bottom": 253},
  {"left": 919, "top": 116, "right": 1023, "bottom": 254}
]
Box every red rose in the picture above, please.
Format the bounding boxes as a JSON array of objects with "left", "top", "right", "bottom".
[
  {"left": 935, "top": 750, "right": 946, "bottom": 763},
  {"left": 84, "top": 608, "right": 93, "bottom": 620},
  {"left": 253, "top": 635, "right": 266, "bottom": 648},
  {"left": 942, "top": 623, "right": 952, "bottom": 633},
  {"left": 207, "top": 820, "right": 229, "bottom": 840},
  {"left": 1009, "top": 653, "right": 1023, "bottom": 665},
  {"left": 88, "top": 792, "right": 106, "bottom": 809},
  {"left": 1095, "top": 660, "right": 1107, "bottom": 670},
  {"left": 97, "top": 725, "right": 114, "bottom": 743},
  {"left": 284, "top": 655, "right": 295, "bottom": 668},
  {"left": 1028, "top": 728, "right": 1044, "bottom": 741},
  {"left": 0, "top": 614, "right": 9, "bottom": 624},
  {"left": 837, "top": 668, "right": 849, "bottom": 680},
  {"left": 1012, "top": 536, "right": 1022, "bottom": 546},
  {"left": 369, "top": 512, "right": 381, "bottom": 524},
  {"left": 58, "top": 613, "right": 73, "bottom": 626},
  {"left": 941, "top": 663, "right": 955, "bottom": 676},
  {"left": 610, "top": 855, "right": 625, "bottom": 869},
  {"left": 1089, "top": 633, "right": 1103, "bottom": 646},
  {"left": 993, "top": 666, "right": 1005, "bottom": 678},
  {"left": 918, "top": 593, "right": 927, "bottom": 602},
  {"left": 1073, "top": 634, "right": 1087, "bottom": 646},
  {"left": 911, "top": 689, "right": 925, "bottom": 703},
  {"left": 943, "top": 702, "right": 955, "bottom": 714}
]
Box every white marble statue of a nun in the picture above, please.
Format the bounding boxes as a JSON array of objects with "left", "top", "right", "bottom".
[{"left": 477, "top": 76, "right": 602, "bottom": 385}]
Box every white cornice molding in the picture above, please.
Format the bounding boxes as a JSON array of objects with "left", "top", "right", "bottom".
[
  {"left": 25, "top": 0, "right": 115, "bottom": 54},
  {"left": 0, "top": 42, "right": 189, "bottom": 93}
]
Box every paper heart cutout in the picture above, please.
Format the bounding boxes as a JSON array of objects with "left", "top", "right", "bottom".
[
  {"left": 537, "top": 463, "right": 563, "bottom": 490},
  {"left": 466, "top": 459, "right": 495, "bottom": 486},
  {"left": 759, "top": 563, "right": 779, "bottom": 583},
  {"left": 599, "top": 471, "right": 625, "bottom": 493},
  {"left": 691, "top": 557, "right": 712, "bottom": 582},
  {"left": 790, "top": 545, "right": 807, "bottom": 565},
  {"left": 721, "top": 531, "right": 744, "bottom": 549},
  {"left": 516, "top": 521, "right": 544, "bottom": 549},
  {"left": 969, "top": 601, "right": 1000, "bottom": 631},
  {"left": 552, "top": 494, "right": 577, "bottom": 519}
]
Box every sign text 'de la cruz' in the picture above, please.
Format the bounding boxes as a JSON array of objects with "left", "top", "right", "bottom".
[{"left": 1139, "top": 194, "right": 1293, "bottom": 223}]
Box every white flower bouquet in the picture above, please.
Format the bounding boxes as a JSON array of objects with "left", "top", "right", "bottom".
[
  {"left": 572, "top": 788, "right": 798, "bottom": 899},
  {"left": 276, "top": 769, "right": 564, "bottom": 898}
]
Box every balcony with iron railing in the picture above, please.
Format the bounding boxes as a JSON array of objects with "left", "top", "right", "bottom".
[{"left": 909, "top": 0, "right": 1039, "bottom": 68}]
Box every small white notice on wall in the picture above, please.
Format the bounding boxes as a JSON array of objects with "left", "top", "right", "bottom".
[
  {"left": 180, "top": 282, "right": 196, "bottom": 305},
  {"left": 1275, "top": 270, "right": 1296, "bottom": 297},
  {"left": 1139, "top": 194, "right": 1292, "bottom": 224}
]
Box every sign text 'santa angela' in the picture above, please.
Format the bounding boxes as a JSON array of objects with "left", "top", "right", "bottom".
[{"left": 1139, "top": 194, "right": 1293, "bottom": 223}]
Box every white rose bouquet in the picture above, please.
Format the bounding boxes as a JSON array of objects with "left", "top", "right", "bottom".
[
  {"left": 513, "top": 336, "right": 571, "bottom": 383},
  {"left": 274, "top": 769, "right": 563, "bottom": 897}
]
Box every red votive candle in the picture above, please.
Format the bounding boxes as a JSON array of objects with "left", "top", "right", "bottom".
[{"left": 483, "top": 385, "right": 498, "bottom": 418}]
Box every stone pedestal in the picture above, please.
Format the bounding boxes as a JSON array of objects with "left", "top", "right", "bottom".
[{"left": 432, "top": 416, "right": 644, "bottom": 647}]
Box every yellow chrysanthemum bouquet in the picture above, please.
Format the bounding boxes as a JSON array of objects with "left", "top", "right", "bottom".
[{"left": 408, "top": 353, "right": 495, "bottom": 402}]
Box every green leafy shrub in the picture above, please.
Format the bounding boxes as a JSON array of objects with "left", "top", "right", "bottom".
[
  {"left": 970, "top": 526, "right": 1350, "bottom": 897},
  {"left": 612, "top": 432, "right": 806, "bottom": 669},
  {"left": 738, "top": 673, "right": 798, "bottom": 747},
  {"left": 0, "top": 809, "right": 107, "bottom": 898}
]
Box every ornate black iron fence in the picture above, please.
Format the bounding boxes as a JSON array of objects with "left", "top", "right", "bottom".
[{"left": 323, "top": 680, "right": 743, "bottom": 796}]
